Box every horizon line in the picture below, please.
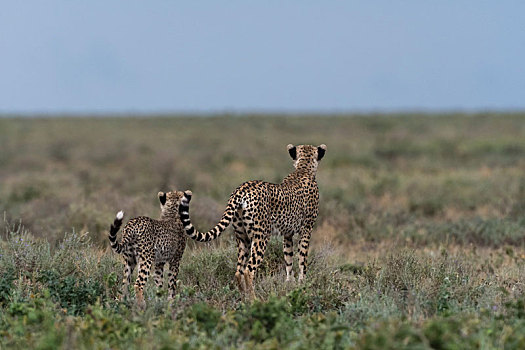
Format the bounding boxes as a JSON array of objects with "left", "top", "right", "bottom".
[{"left": 2, "top": 107, "right": 525, "bottom": 118}]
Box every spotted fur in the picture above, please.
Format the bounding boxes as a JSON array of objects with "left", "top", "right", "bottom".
[
  {"left": 179, "top": 144, "right": 326, "bottom": 299},
  {"left": 109, "top": 190, "right": 187, "bottom": 307}
]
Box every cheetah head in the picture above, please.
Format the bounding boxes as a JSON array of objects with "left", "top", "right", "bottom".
[
  {"left": 158, "top": 190, "right": 187, "bottom": 217},
  {"left": 287, "top": 144, "right": 326, "bottom": 170}
]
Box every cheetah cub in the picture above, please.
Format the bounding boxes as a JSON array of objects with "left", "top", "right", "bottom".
[{"left": 108, "top": 190, "right": 188, "bottom": 307}]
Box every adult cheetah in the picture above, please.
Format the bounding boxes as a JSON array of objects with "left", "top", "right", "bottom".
[
  {"left": 109, "top": 190, "right": 187, "bottom": 307},
  {"left": 179, "top": 144, "right": 326, "bottom": 299}
]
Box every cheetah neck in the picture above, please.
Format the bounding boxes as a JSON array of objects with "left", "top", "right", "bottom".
[
  {"left": 160, "top": 208, "right": 180, "bottom": 221},
  {"left": 293, "top": 157, "right": 318, "bottom": 174},
  {"left": 284, "top": 166, "right": 317, "bottom": 182}
]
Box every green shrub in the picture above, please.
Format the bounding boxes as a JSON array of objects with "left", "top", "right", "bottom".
[
  {"left": 236, "top": 296, "right": 292, "bottom": 343},
  {"left": 0, "top": 268, "right": 15, "bottom": 306},
  {"left": 504, "top": 299, "right": 525, "bottom": 320},
  {"left": 185, "top": 302, "right": 221, "bottom": 334},
  {"left": 38, "top": 270, "right": 104, "bottom": 315}
]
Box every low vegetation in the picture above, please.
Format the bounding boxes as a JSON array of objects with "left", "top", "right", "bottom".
[{"left": 0, "top": 114, "right": 524, "bottom": 348}]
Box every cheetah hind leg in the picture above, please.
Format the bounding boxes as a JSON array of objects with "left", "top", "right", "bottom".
[
  {"left": 167, "top": 256, "right": 183, "bottom": 300},
  {"left": 244, "top": 272, "right": 256, "bottom": 301},
  {"left": 234, "top": 239, "right": 249, "bottom": 294},
  {"left": 134, "top": 254, "right": 153, "bottom": 309},
  {"left": 233, "top": 215, "right": 249, "bottom": 295},
  {"left": 134, "top": 286, "right": 146, "bottom": 309},
  {"left": 154, "top": 262, "right": 165, "bottom": 296},
  {"left": 120, "top": 254, "right": 136, "bottom": 301},
  {"left": 244, "top": 234, "right": 270, "bottom": 301},
  {"left": 235, "top": 271, "right": 246, "bottom": 294}
]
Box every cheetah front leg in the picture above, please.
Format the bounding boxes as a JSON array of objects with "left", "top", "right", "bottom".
[
  {"left": 298, "top": 226, "right": 314, "bottom": 282},
  {"left": 283, "top": 235, "right": 294, "bottom": 282},
  {"left": 154, "top": 262, "right": 165, "bottom": 296}
]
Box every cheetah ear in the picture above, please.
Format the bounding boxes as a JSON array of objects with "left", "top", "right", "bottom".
[
  {"left": 158, "top": 191, "right": 167, "bottom": 205},
  {"left": 317, "top": 144, "right": 326, "bottom": 161},
  {"left": 287, "top": 144, "right": 297, "bottom": 160}
]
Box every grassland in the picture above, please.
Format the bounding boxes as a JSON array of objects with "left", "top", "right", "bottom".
[{"left": 0, "top": 114, "right": 524, "bottom": 349}]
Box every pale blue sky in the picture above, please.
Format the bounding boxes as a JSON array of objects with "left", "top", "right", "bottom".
[{"left": 1, "top": 1, "right": 524, "bottom": 113}]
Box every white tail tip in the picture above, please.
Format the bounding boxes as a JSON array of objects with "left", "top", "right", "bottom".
[{"left": 116, "top": 210, "right": 124, "bottom": 220}]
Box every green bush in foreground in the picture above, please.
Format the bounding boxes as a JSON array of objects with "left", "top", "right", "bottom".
[
  {"left": 1, "top": 292, "right": 525, "bottom": 349},
  {"left": 0, "top": 223, "right": 524, "bottom": 348}
]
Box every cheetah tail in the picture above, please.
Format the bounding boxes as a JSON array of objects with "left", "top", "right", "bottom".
[
  {"left": 179, "top": 190, "right": 236, "bottom": 242},
  {"left": 108, "top": 210, "right": 125, "bottom": 254}
]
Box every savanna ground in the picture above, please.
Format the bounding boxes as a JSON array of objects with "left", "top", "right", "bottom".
[{"left": 0, "top": 114, "right": 524, "bottom": 349}]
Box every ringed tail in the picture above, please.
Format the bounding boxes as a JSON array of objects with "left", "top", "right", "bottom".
[
  {"left": 179, "top": 190, "right": 236, "bottom": 242},
  {"left": 108, "top": 210, "right": 125, "bottom": 254}
]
